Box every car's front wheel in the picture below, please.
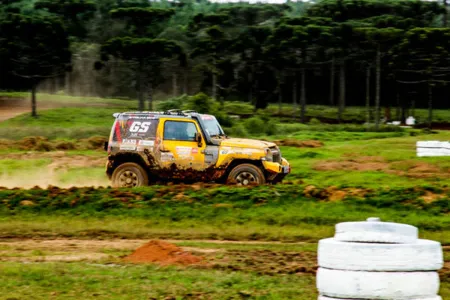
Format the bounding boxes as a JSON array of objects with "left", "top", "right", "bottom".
[
  {"left": 111, "top": 162, "right": 149, "bottom": 188},
  {"left": 227, "top": 163, "right": 266, "bottom": 186}
]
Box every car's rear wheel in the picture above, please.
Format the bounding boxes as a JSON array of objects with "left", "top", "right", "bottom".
[
  {"left": 227, "top": 163, "right": 266, "bottom": 186},
  {"left": 111, "top": 162, "right": 149, "bottom": 188}
]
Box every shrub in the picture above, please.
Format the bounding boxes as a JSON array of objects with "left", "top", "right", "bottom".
[
  {"left": 309, "top": 117, "right": 321, "bottom": 125},
  {"left": 228, "top": 123, "right": 248, "bottom": 137},
  {"left": 156, "top": 94, "right": 188, "bottom": 111},
  {"left": 183, "top": 92, "right": 220, "bottom": 114},
  {"left": 224, "top": 102, "right": 253, "bottom": 114},
  {"left": 265, "top": 119, "right": 278, "bottom": 136},
  {"left": 244, "top": 117, "right": 265, "bottom": 135},
  {"left": 215, "top": 112, "right": 233, "bottom": 127}
]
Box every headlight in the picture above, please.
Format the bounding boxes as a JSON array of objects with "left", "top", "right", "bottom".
[{"left": 263, "top": 148, "right": 273, "bottom": 162}]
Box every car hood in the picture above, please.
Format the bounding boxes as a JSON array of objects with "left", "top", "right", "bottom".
[{"left": 220, "top": 138, "right": 277, "bottom": 149}]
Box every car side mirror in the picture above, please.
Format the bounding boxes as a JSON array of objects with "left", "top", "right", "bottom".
[{"left": 195, "top": 132, "right": 202, "bottom": 147}]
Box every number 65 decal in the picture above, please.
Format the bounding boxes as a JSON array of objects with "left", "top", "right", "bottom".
[{"left": 129, "top": 121, "right": 151, "bottom": 133}]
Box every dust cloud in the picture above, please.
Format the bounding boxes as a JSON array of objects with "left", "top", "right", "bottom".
[
  {"left": 0, "top": 152, "right": 110, "bottom": 189},
  {"left": 0, "top": 169, "right": 110, "bottom": 189}
]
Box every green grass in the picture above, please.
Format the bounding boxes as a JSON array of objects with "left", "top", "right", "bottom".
[
  {"left": 0, "top": 262, "right": 318, "bottom": 299},
  {"left": 0, "top": 185, "right": 449, "bottom": 242},
  {"left": 0, "top": 259, "right": 448, "bottom": 299}
]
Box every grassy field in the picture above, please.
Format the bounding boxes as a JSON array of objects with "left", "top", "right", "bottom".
[
  {"left": 0, "top": 92, "right": 449, "bottom": 299},
  {"left": 0, "top": 238, "right": 448, "bottom": 299}
]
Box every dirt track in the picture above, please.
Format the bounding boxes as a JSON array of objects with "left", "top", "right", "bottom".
[
  {"left": 0, "top": 238, "right": 317, "bottom": 275},
  {"left": 0, "top": 97, "right": 58, "bottom": 122}
]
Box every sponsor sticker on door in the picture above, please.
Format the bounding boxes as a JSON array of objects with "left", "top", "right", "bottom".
[
  {"left": 176, "top": 146, "right": 192, "bottom": 156},
  {"left": 139, "top": 140, "right": 154, "bottom": 146}
]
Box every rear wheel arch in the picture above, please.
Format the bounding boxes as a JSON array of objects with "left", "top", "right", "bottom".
[
  {"left": 111, "top": 162, "right": 149, "bottom": 187},
  {"left": 107, "top": 152, "right": 150, "bottom": 178}
]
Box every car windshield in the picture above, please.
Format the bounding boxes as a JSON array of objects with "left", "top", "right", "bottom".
[{"left": 201, "top": 115, "right": 225, "bottom": 138}]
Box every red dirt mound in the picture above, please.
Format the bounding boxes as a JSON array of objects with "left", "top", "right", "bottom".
[{"left": 123, "top": 240, "right": 203, "bottom": 265}]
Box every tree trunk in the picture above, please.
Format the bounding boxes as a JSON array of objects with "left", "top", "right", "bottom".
[
  {"left": 278, "top": 85, "right": 282, "bottom": 114},
  {"left": 253, "top": 79, "right": 258, "bottom": 108},
  {"left": 444, "top": 0, "right": 448, "bottom": 27},
  {"left": 300, "top": 67, "right": 306, "bottom": 123},
  {"left": 52, "top": 77, "right": 57, "bottom": 94},
  {"left": 278, "top": 71, "right": 283, "bottom": 114},
  {"left": 212, "top": 72, "right": 217, "bottom": 100},
  {"left": 329, "top": 55, "right": 335, "bottom": 105},
  {"left": 65, "top": 71, "right": 71, "bottom": 96},
  {"left": 148, "top": 76, "right": 153, "bottom": 111},
  {"left": 292, "top": 72, "right": 298, "bottom": 119},
  {"left": 31, "top": 81, "right": 37, "bottom": 117},
  {"left": 138, "top": 68, "right": 145, "bottom": 111},
  {"left": 212, "top": 56, "right": 217, "bottom": 100},
  {"left": 183, "top": 70, "right": 188, "bottom": 95},
  {"left": 172, "top": 73, "right": 178, "bottom": 97},
  {"left": 365, "top": 66, "right": 371, "bottom": 124},
  {"left": 375, "top": 45, "right": 381, "bottom": 130},
  {"left": 248, "top": 71, "right": 253, "bottom": 104},
  {"left": 395, "top": 88, "right": 400, "bottom": 121},
  {"left": 338, "top": 62, "right": 345, "bottom": 123},
  {"left": 428, "top": 80, "right": 433, "bottom": 130}
]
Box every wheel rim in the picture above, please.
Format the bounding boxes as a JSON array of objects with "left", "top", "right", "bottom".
[
  {"left": 235, "top": 171, "right": 257, "bottom": 185},
  {"left": 118, "top": 170, "right": 139, "bottom": 187}
]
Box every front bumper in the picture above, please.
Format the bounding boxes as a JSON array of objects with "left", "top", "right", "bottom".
[{"left": 263, "top": 158, "right": 290, "bottom": 182}]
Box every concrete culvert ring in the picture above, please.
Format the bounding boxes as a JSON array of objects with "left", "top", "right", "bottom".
[
  {"left": 334, "top": 218, "right": 418, "bottom": 243},
  {"left": 318, "top": 296, "right": 442, "bottom": 300},
  {"left": 227, "top": 163, "right": 265, "bottom": 186},
  {"left": 111, "top": 162, "right": 149, "bottom": 188},
  {"left": 318, "top": 238, "right": 443, "bottom": 271},
  {"left": 316, "top": 268, "right": 440, "bottom": 299}
]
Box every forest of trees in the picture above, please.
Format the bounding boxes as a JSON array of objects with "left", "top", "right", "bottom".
[{"left": 0, "top": 0, "right": 449, "bottom": 123}]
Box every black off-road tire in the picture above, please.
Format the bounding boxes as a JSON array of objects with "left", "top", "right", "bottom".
[
  {"left": 111, "top": 162, "right": 149, "bottom": 188},
  {"left": 227, "top": 163, "right": 266, "bottom": 186}
]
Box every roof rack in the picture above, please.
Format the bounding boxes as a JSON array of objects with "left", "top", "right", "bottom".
[
  {"left": 182, "top": 110, "right": 198, "bottom": 114},
  {"left": 164, "top": 109, "right": 189, "bottom": 116},
  {"left": 112, "top": 110, "right": 195, "bottom": 118}
]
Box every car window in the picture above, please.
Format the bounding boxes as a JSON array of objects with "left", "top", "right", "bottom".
[{"left": 164, "top": 121, "right": 198, "bottom": 141}]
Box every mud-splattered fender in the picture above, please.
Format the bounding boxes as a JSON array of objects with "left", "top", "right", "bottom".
[{"left": 215, "top": 146, "right": 266, "bottom": 168}]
